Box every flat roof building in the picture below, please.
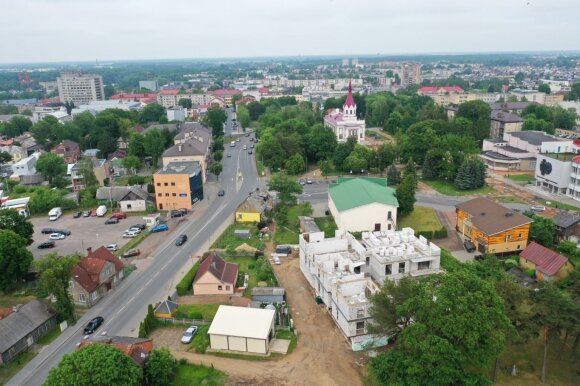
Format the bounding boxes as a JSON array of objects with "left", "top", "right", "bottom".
[{"left": 57, "top": 72, "right": 105, "bottom": 105}]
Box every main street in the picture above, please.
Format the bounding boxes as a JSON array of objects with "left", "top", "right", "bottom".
[{"left": 9, "top": 131, "right": 259, "bottom": 385}]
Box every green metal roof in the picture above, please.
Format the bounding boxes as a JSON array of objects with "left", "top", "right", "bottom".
[{"left": 329, "top": 177, "right": 398, "bottom": 212}]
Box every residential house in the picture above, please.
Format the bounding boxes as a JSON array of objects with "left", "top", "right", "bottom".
[
  {"left": 153, "top": 300, "right": 178, "bottom": 318},
  {"left": 489, "top": 110, "right": 524, "bottom": 140},
  {"left": 456, "top": 197, "right": 532, "bottom": 254},
  {"left": 70, "top": 246, "right": 125, "bottom": 307},
  {"left": 156, "top": 89, "right": 181, "bottom": 108},
  {"left": 0, "top": 144, "right": 27, "bottom": 163},
  {"left": 193, "top": 253, "right": 239, "bottom": 295},
  {"left": 51, "top": 140, "right": 80, "bottom": 164},
  {"left": 11, "top": 151, "right": 40, "bottom": 177},
  {"left": 96, "top": 186, "right": 150, "bottom": 212},
  {"left": 328, "top": 177, "right": 398, "bottom": 232},
  {"left": 488, "top": 101, "right": 530, "bottom": 114},
  {"left": 70, "top": 159, "right": 110, "bottom": 191},
  {"left": 13, "top": 133, "right": 40, "bottom": 156},
  {"left": 552, "top": 211, "right": 580, "bottom": 244},
  {"left": 0, "top": 300, "right": 57, "bottom": 364},
  {"left": 235, "top": 196, "right": 266, "bottom": 223},
  {"left": 79, "top": 336, "right": 153, "bottom": 367},
  {"left": 520, "top": 241, "right": 575, "bottom": 282},
  {"left": 163, "top": 127, "right": 212, "bottom": 182},
  {"left": 110, "top": 93, "right": 158, "bottom": 102},
  {"left": 299, "top": 228, "right": 441, "bottom": 350},
  {"left": 153, "top": 161, "right": 203, "bottom": 211},
  {"left": 207, "top": 89, "right": 242, "bottom": 106},
  {"left": 82, "top": 149, "right": 100, "bottom": 159}
]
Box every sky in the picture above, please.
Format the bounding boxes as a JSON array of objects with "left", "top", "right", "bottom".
[{"left": 0, "top": 0, "right": 578, "bottom": 63}]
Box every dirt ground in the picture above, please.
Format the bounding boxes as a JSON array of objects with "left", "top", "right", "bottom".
[
  {"left": 151, "top": 257, "right": 365, "bottom": 386},
  {"left": 177, "top": 294, "right": 250, "bottom": 307}
]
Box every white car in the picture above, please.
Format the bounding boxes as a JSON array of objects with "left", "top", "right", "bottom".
[
  {"left": 530, "top": 205, "right": 546, "bottom": 212},
  {"left": 49, "top": 233, "right": 65, "bottom": 240},
  {"left": 181, "top": 326, "right": 198, "bottom": 344},
  {"left": 106, "top": 244, "right": 118, "bottom": 251},
  {"left": 243, "top": 145, "right": 247, "bottom": 150},
  {"left": 123, "top": 230, "right": 139, "bottom": 238},
  {"left": 125, "top": 228, "right": 141, "bottom": 234}
]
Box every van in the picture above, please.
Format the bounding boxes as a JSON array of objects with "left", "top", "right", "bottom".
[
  {"left": 96, "top": 205, "right": 107, "bottom": 217},
  {"left": 230, "top": 141, "right": 236, "bottom": 147},
  {"left": 48, "top": 207, "right": 62, "bottom": 221}
]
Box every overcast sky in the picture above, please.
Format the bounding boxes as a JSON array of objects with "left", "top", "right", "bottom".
[{"left": 0, "top": 0, "right": 578, "bottom": 63}]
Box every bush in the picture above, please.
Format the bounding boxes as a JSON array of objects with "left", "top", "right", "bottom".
[
  {"left": 440, "top": 249, "right": 464, "bottom": 273},
  {"left": 128, "top": 175, "right": 146, "bottom": 185},
  {"left": 176, "top": 259, "right": 202, "bottom": 296},
  {"left": 524, "top": 268, "right": 536, "bottom": 278}
]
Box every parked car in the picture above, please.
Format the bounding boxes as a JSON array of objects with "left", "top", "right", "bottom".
[
  {"left": 83, "top": 316, "right": 104, "bottom": 335},
  {"left": 306, "top": 178, "right": 312, "bottom": 184},
  {"left": 175, "top": 234, "right": 187, "bottom": 246},
  {"left": 128, "top": 227, "right": 142, "bottom": 233},
  {"left": 236, "top": 138, "right": 240, "bottom": 142},
  {"left": 72, "top": 211, "right": 82, "bottom": 218},
  {"left": 463, "top": 239, "right": 476, "bottom": 253},
  {"left": 54, "top": 229, "right": 71, "bottom": 236},
  {"left": 123, "top": 230, "right": 139, "bottom": 238},
  {"left": 123, "top": 249, "right": 141, "bottom": 258},
  {"left": 38, "top": 241, "right": 55, "bottom": 249},
  {"left": 474, "top": 254, "right": 484, "bottom": 261},
  {"left": 151, "top": 224, "right": 168, "bottom": 233},
  {"left": 106, "top": 244, "right": 118, "bottom": 252},
  {"left": 131, "top": 224, "right": 146, "bottom": 230},
  {"left": 105, "top": 218, "right": 119, "bottom": 225},
  {"left": 218, "top": 190, "right": 225, "bottom": 197},
  {"left": 49, "top": 233, "right": 66, "bottom": 240},
  {"left": 299, "top": 179, "right": 305, "bottom": 185},
  {"left": 181, "top": 326, "right": 198, "bottom": 344},
  {"left": 530, "top": 205, "right": 546, "bottom": 212},
  {"left": 250, "top": 144, "right": 254, "bottom": 148},
  {"left": 170, "top": 210, "right": 185, "bottom": 218},
  {"left": 227, "top": 153, "right": 232, "bottom": 158},
  {"left": 41, "top": 227, "right": 58, "bottom": 234},
  {"left": 243, "top": 145, "right": 247, "bottom": 150},
  {"left": 110, "top": 212, "right": 126, "bottom": 220},
  {"left": 82, "top": 210, "right": 91, "bottom": 217}
]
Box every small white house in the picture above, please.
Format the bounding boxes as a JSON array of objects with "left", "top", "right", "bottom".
[
  {"left": 167, "top": 106, "right": 186, "bottom": 122},
  {"left": 208, "top": 305, "right": 275, "bottom": 354},
  {"left": 328, "top": 177, "right": 398, "bottom": 232}
]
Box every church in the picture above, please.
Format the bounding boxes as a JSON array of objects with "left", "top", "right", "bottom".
[{"left": 323, "top": 81, "right": 365, "bottom": 144}]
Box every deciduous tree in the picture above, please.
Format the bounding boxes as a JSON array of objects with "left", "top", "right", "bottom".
[
  {"left": 387, "top": 164, "right": 400, "bottom": 185},
  {"left": 268, "top": 171, "right": 303, "bottom": 206},
  {"left": 529, "top": 215, "right": 556, "bottom": 248},
  {"left": 178, "top": 98, "right": 192, "bottom": 109},
  {"left": 0, "top": 229, "right": 33, "bottom": 291},
  {"left": 35, "top": 152, "right": 67, "bottom": 186},
  {"left": 122, "top": 155, "right": 142, "bottom": 175},
  {"left": 0, "top": 208, "right": 34, "bottom": 244},
  {"left": 143, "top": 129, "right": 166, "bottom": 167},
  {"left": 144, "top": 348, "right": 176, "bottom": 386},
  {"left": 285, "top": 153, "right": 305, "bottom": 175},
  {"left": 140, "top": 103, "right": 166, "bottom": 123}
]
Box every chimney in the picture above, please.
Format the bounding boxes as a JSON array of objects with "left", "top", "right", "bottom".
[
  {"left": 87, "top": 247, "right": 92, "bottom": 256},
  {"left": 178, "top": 144, "right": 182, "bottom": 152}
]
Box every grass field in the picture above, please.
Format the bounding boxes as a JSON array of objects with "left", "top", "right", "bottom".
[
  {"left": 496, "top": 195, "right": 527, "bottom": 204},
  {"left": 175, "top": 304, "right": 219, "bottom": 321},
  {"left": 0, "top": 351, "right": 35, "bottom": 385},
  {"left": 544, "top": 200, "right": 580, "bottom": 212},
  {"left": 212, "top": 223, "right": 265, "bottom": 250},
  {"left": 398, "top": 206, "right": 442, "bottom": 233},
  {"left": 274, "top": 204, "right": 312, "bottom": 244},
  {"left": 423, "top": 180, "right": 496, "bottom": 196},
  {"left": 507, "top": 174, "right": 534, "bottom": 183},
  {"left": 172, "top": 362, "right": 226, "bottom": 386},
  {"left": 0, "top": 293, "right": 36, "bottom": 308},
  {"left": 314, "top": 216, "right": 338, "bottom": 238},
  {"left": 188, "top": 324, "right": 210, "bottom": 354}
]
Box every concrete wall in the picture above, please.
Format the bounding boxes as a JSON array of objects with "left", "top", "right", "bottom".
[
  {"left": 120, "top": 199, "right": 146, "bottom": 212},
  {"left": 332, "top": 202, "right": 397, "bottom": 232},
  {"left": 193, "top": 272, "right": 234, "bottom": 295},
  {"left": 210, "top": 334, "right": 228, "bottom": 350}
]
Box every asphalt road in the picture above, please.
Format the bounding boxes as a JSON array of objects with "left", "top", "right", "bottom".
[{"left": 8, "top": 136, "right": 260, "bottom": 386}]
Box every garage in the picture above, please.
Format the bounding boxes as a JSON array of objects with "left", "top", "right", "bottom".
[{"left": 208, "top": 305, "right": 276, "bottom": 354}]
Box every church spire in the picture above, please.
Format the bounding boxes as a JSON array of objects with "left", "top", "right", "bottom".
[{"left": 344, "top": 80, "right": 355, "bottom": 108}]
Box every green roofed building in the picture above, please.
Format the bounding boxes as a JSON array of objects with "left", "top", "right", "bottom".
[{"left": 328, "top": 177, "right": 398, "bottom": 232}]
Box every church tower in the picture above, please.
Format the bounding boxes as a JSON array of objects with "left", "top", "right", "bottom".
[{"left": 343, "top": 80, "right": 356, "bottom": 119}]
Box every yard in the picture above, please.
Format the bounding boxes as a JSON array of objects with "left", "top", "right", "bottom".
[
  {"left": 314, "top": 216, "right": 338, "bottom": 238},
  {"left": 423, "top": 180, "right": 496, "bottom": 196},
  {"left": 496, "top": 195, "right": 527, "bottom": 204},
  {"left": 274, "top": 204, "right": 312, "bottom": 244},
  {"left": 225, "top": 256, "right": 277, "bottom": 295},
  {"left": 544, "top": 200, "right": 580, "bottom": 212},
  {"left": 398, "top": 206, "right": 443, "bottom": 233},
  {"left": 212, "top": 223, "right": 265, "bottom": 251},
  {"left": 175, "top": 304, "right": 219, "bottom": 321},
  {"left": 507, "top": 174, "right": 535, "bottom": 183},
  {"left": 172, "top": 361, "right": 227, "bottom": 386},
  {"left": 0, "top": 293, "right": 36, "bottom": 308},
  {"left": 275, "top": 330, "right": 297, "bottom": 354}
]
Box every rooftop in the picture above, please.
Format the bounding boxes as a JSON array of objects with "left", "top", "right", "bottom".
[
  {"left": 0, "top": 300, "right": 55, "bottom": 353},
  {"left": 491, "top": 110, "right": 523, "bottom": 123},
  {"left": 208, "top": 306, "right": 275, "bottom": 340},
  {"left": 520, "top": 242, "right": 571, "bottom": 276},
  {"left": 329, "top": 177, "right": 398, "bottom": 212},
  {"left": 542, "top": 153, "right": 576, "bottom": 162},
  {"left": 456, "top": 197, "right": 532, "bottom": 236},
  {"left": 510, "top": 131, "right": 564, "bottom": 146},
  {"left": 157, "top": 161, "right": 200, "bottom": 176}
]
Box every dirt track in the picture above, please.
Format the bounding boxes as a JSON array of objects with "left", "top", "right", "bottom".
[{"left": 152, "top": 257, "right": 365, "bottom": 386}]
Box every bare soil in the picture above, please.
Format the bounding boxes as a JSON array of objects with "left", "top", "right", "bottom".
[
  {"left": 177, "top": 295, "right": 250, "bottom": 307},
  {"left": 151, "top": 258, "right": 365, "bottom": 386}
]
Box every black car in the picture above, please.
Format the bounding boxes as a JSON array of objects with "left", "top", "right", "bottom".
[
  {"left": 175, "top": 234, "right": 187, "bottom": 246},
  {"left": 170, "top": 210, "right": 185, "bottom": 218},
  {"left": 38, "top": 241, "right": 55, "bottom": 249},
  {"left": 104, "top": 218, "right": 119, "bottom": 225},
  {"left": 131, "top": 224, "right": 147, "bottom": 230},
  {"left": 248, "top": 150, "right": 253, "bottom": 154},
  {"left": 83, "top": 316, "right": 104, "bottom": 335},
  {"left": 463, "top": 239, "right": 476, "bottom": 253},
  {"left": 41, "top": 227, "right": 58, "bottom": 234},
  {"left": 54, "top": 229, "right": 71, "bottom": 236},
  {"left": 73, "top": 211, "right": 82, "bottom": 218},
  {"left": 218, "top": 190, "right": 225, "bottom": 197}
]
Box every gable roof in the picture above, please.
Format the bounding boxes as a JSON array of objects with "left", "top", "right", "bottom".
[
  {"left": 520, "top": 241, "right": 571, "bottom": 276},
  {"left": 329, "top": 177, "right": 398, "bottom": 212},
  {"left": 0, "top": 300, "right": 55, "bottom": 353},
  {"left": 72, "top": 246, "right": 124, "bottom": 292},
  {"left": 236, "top": 196, "right": 265, "bottom": 214},
  {"left": 208, "top": 305, "right": 275, "bottom": 340},
  {"left": 194, "top": 253, "right": 238, "bottom": 286},
  {"left": 491, "top": 110, "right": 524, "bottom": 123},
  {"left": 79, "top": 336, "right": 152, "bottom": 366},
  {"left": 455, "top": 197, "right": 532, "bottom": 236},
  {"left": 163, "top": 137, "right": 209, "bottom": 157},
  {"left": 96, "top": 186, "right": 148, "bottom": 201},
  {"left": 553, "top": 211, "right": 580, "bottom": 229}
]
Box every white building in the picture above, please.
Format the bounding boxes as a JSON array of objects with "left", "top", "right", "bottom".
[
  {"left": 167, "top": 106, "right": 186, "bottom": 122},
  {"left": 328, "top": 177, "right": 398, "bottom": 232},
  {"left": 71, "top": 100, "right": 142, "bottom": 116},
  {"left": 535, "top": 153, "right": 575, "bottom": 195},
  {"left": 208, "top": 305, "right": 275, "bottom": 354},
  {"left": 11, "top": 152, "right": 40, "bottom": 177},
  {"left": 323, "top": 81, "right": 365, "bottom": 144},
  {"left": 57, "top": 72, "right": 105, "bottom": 105},
  {"left": 299, "top": 228, "right": 441, "bottom": 350},
  {"left": 139, "top": 80, "right": 159, "bottom": 92}
]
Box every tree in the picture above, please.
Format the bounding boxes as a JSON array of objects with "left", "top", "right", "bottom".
[
  {"left": 305, "top": 124, "right": 337, "bottom": 162},
  {"left": 178, "top": 98, "right": 192, "bottom": 109},
  {"left": 0, "top": 229, "right": 33, "bottom": 291},
  {"left": 566, "top": 82, "right": 580, "bottom": 101},
  {"left": 318, "top": 160, "right": 333, "bottom": 176},
  {"left": 0, "top": 151, "right": 12, "bottom": 164},
  {"left": 76, "top": 157, "right": 98, "bottom": 187},
  {"left": 454, "top": 157, "right": 486, "bottom": 190},
  {"left": 44, "top": 343, "right": 142, "bottom": 386},
  {"left": 236, "top": 105, "right": 251, "bottom": 128},
  {"left": 144, "top": 348, "right": 176, "bottom": 386},
  {"left": 36, "top": 152, "right": 67, "bottom": 186},
  {"left": 127, "top": 132, "right": 146, "bottom": 158},
  {"left": 333, "top": 137, "right": 356, "bottom": 171},
  {"left": 456, "top": 100, "right": 492, "bottom": 143},
  {"left": 530, "top": 215, "right": 556, "bottom": 248},
  {"left": 31, "top": 115, "right": 60, "bottom": 146},
  {"left": 1, "top": 115, "right": 32, "bottom": 137},
  {"left": 396, "top": 174, "right": 416, "bottom": 216},
  {"left": 143, "top": 129, "right": 166, "bottom": 167},
  {"left": 104, "top": 85, "right": 116, "bottom": 99},
  {"left": 421, "top": 150, "right": 440, "bottom": 180},
  {"left": 35, "top": 254, "right": 80, "bottom": 322},
  {"left": 64, "top": 101, "right": 75, "bottom": 115},
  {"left": 205, "top": 108, "right": 227, "bottom": 137},
  {"left": 209, "top": 161, "right": 223, "bottom": 177},
  {"left": 140, "top": 103, "right": 166, "bottom": 123},
  {"left": 343, "top": 153, "right": 367, "bottom": 173},
  {"left": 522, "top": 117, "right": 554, "bottom": 134},
  {"left": 402, "top": 158, "right": 418, "bottom": 187},
  {"left": 538, "top": 84, "right": 551, "bottom": 94},
  {"left": 369, "top": 270, "right": 510, "bottom": 386},
  {"left": 387, "top": 164, "right": 400, "bottom": 185},
  {"left": 268, "top": 171, "right": 303, "bottom": 206},
  {"left": 0, "top": 208, "right": 34, "bottom": 244},
  {"left": 515, "top": 72, "right": 525, "bottom": 83},
  {"left": 122, "top": 155, "right": 142, "bottom": 175},
  {"left": 285, "top": 153, "right": 305, "bottom": 175}
]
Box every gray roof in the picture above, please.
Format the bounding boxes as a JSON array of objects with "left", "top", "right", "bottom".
[
  {"left": 173, "top": 122, "right": 212, "bottom": 142},
  {"left": 491, "top": 110, "right": 523, "bottom": 123},
  {"left": 510, "top": 131, "right": 563, "bottom": 146},
  {"left": 489, "top": 102, "right": 530, "bottom": 111},
  {"left": 83, "top": 149, "right": 100, "bottom": 157},
  {"left": 144, "top": 123, "right": 180, "bottom": 133},
  {"left": 502, "top": 145, "right": 529, "bottom": 154},
  {"left": 456, "top": 197, "right": 532, "bottom": 236},
  {"left": 154, "top": 300, "right": 178, "bottom": 314},
  {"left": 252, "top": 287, "right": 285, "bottom": 297},
  {"left": 163, "top": 137, "right": 210, "bottom": 158},
  {"left": 0, "top": 300, "right": 55, "bottom": 353},
  {"left": 553, "top": 211, "right": 580, "bottom": 229},
  {"left": 157, "top": 161, "right": 200, "bottom": 176},
  {"left": 298, "top": 216, "right": 321, "bottom": 233},
  {"left": 96, "top": 186, "right": 149, "bottom": 201}
]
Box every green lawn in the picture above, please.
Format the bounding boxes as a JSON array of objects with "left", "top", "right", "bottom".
[
  {"left": 172, "top": 362, "right": 226, "bottom": 386},
  {"left": 398, "top": 206, "right": 442, "bottom": 233},
  {"left": 507, "top": 174, "right": 534, "bottom": 183},
  {"left": 188, "top": 324, "right": 210, "bottom": 354},
  {"left": 423, "top": 180, "right": 496, "bottom": 196},
  {"left": 36, "top": 328, "right": 61, "bottom": 346},
  {"left": 0, "top": 351, "right": 36, "bottom": 385},
  {"left": 274, "top": 204, "right": 312, "bottom": 244},
  {"left": 544, "top": 200, "right": 580, "bottom": 211},
  {"left": 175, "top": 304, "right": 219, "bottom": 321},
  {"left": 314, "top": 216, "right": 338, "bottom": 238},
  {"left": 275, "top": 330, "right": 297, "bottom": 354},
  {"left": 0, "top": 293, "right": 36, "bottom": 308},
  {"left": 225, "top": 256, "right": 277, "bottom": 295},
  {"left": 496, "top": 195, "right": 527, "bottom": 204},
  {"left": 212, "top": 223, "right": 265, "bottom": 250}
]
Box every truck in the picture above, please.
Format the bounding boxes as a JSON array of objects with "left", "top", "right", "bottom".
[
  {"left": 48, "top": 207, "right": 62, "bottom": 221},
  {"left": 96, "top": 205, "right": 107, "bottom": 217}
]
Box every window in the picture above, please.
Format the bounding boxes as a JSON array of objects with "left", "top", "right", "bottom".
[
  {"left": 218, "top": 285, "right": 223, "bottom": 290},
  {"left": 79, "top": 293, "right": 87, "bottom": 303},
  {"left": 171, "top": 182, "right": 175, "bottom": 186},
  {"left": 399, "top": 263, "right": 405, "bottom": 274},
  {"left": 385, "top": 264, "right": 392, "bottom": 275},
  {"left": 172, "top": 193, "right": 176, "bottom": 196},
  {"left": 156, "top": 183, "right": 161, "bottom": 186},
  {"left": 165, "top": 193, "right": 169, "bottom": 197},
  {"left": 517, "top": 244, "right": 521, "bottom": 250},
  {"left": 418, "top": 261, "right": 430, "bottom": 270},
  {"left": 157, "top": 193, "right": 162, "bottom": 197},
  {"left": 356, "top": 321, "right": 365, "bottom": 334},
  {"left": 164, "top": 182, "right": 168, "bottom": 186},
  {"left": 518, "top": 233, "right": 522, "bottom": 239},
  {"left": 387, "top": 211, "right": 392, "bottom": 220},
  {"left": 159, "top": 204, "right": 163, "bottom": 209},
  {"left": 388, "top": 224, "right": 392, "bottom": 230},
  {"left": 127, "top": 204, "right": 132, "bottom": 209},
  {"left": 226, "top": 285, "right": 230, "bottom": 291}
]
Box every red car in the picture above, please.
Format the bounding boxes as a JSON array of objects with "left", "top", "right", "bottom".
[
  {"left": 110, "top": 212, "right": 126, "bottom": 220},
  {"left": 90, "top": 209, "right": 98, "bottom": 217}
]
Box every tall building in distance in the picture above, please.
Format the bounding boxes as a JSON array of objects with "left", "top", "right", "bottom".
[
  {"left": 57, "top": 72, "right": 105, "bottom": 105},
  {"left": 342, "top": 58, "right": 350, "bottom": 67},
  {"left": 401, "top": 63, "right": 422, "bottom": 86},
  {"left": 139, "top": 80, "right": 159, "bottom": 91},
  {"left": 351, "top": 58, "right": 359, "bottom": 66}
]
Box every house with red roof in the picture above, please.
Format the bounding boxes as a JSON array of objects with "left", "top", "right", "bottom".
[
  {"left": 51, "top": 140, "right": 80, "bottom": 164},
  {"left": 519, "top": 241, "right": 575, "bottom": 282},
  {"left": 70, "top": 246, "right": 125, "bottom": 307},
  {"left": 79, "top": 336, "right": 153, "bottom": 367},
  {"left": 193, "top": 253, "right": 239, "bottom": 295},
  {"left": 207, "top": 88, "right": 242, "bottom": 106}
]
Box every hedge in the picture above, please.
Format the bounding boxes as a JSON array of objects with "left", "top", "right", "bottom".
[
  {"left": 417, "top": 227, "right": 448, "bottom": 240},
  {"left": 176, "top": 258, "right": 203, "bottom": 296}
]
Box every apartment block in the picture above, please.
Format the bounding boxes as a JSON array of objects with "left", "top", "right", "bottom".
[
  {"left": 153, "top": 161, "right": 203, "bottom": 211},
  {"left": 57, "top": 72, "right": 105, "bottom": 105}
]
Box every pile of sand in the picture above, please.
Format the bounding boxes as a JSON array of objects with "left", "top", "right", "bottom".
[{"left": 235, "top": 243, "right": 258, "bottom": 252}]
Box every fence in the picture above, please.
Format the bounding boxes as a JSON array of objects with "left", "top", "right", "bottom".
[{"left": 156, "top": 317, "right": 211, "bottom": 325}]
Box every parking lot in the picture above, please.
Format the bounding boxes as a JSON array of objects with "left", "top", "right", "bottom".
[{"left": 29, "top": 213, "right": 153, "bottom": 259}]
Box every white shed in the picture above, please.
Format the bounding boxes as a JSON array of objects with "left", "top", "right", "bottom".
[{"left": 208, "top": 305, "right": 275, "bottom": 354}]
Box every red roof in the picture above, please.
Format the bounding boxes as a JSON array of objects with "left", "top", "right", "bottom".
[
  {"left": 159, "top": 89, "right": 179, "bottom": 95},
  {"left": 520, "top": 241, "right": 570, "bottom": 276},
  {"left": 572, "top": 155, "right": 580, "bottom": 164},
  {"left": 40, "top": 97, "right": 60, "bottom": 105},
  {"left": 193, "top": 253, "right": 238, "bottom": 286},
  {"left": 72, "top": 246, "right": 124, "bottom": 292},
  {"left": 573, "top": 139, "right": 580, "bottom": 147},
  {"left": 418, "top": 86, "right": 464, "bottom": 94},
  {"left": 258, "top": 87, "right": 269, "bottom": 94},
  {"left": 0, "top": 138, "right": 14, "bottom": 146},
  {"left": 110, "top": 93, "right": 157, "bottom": 100},
  {"left": 344, "top": 80, "right": 355, "bottom": 108},
  {"left": 208, "top": 88, "right": 242, "bottom": 96}
]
